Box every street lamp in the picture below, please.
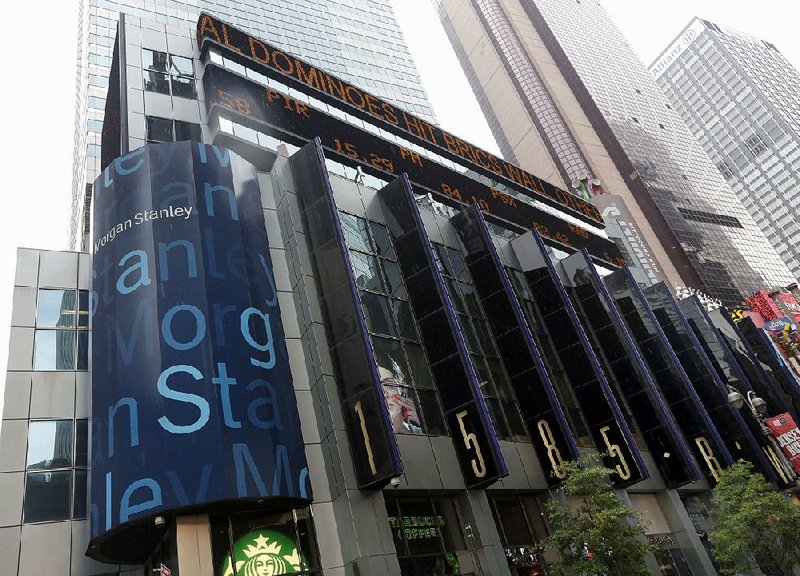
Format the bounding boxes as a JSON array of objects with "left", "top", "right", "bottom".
[{"left": 727, "top": 385, "right": 798, "bottom": 484}]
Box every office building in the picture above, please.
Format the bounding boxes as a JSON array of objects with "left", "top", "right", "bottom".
[
  {"left": 72, "top": 0, "right": 435, "bottom": 251},
  {"left": 651, "top": 18, "right": 800, "bottom": 282},
  {"left": 434, "top": 0, "right": 796, "bottom": 306},
  {"left": 5, "top": 11, "right": 800, "bottom": 576}
]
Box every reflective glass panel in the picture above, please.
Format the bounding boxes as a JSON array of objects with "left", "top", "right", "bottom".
[
  {"left": 142, "top": 48, "right": 168, "bottom": 71},
  {"left": 73, "top": 469, "right": 88, "bottom": 519},
  {"left": 339, "top": 212, "right": 372, "bottom": 252},
  {"left": 362, "top": 293, "right": 398, "bottom": 337},
  {"left": 36, "top": 289, "right": 76, "bottom": 328},
  {"left": 146, "top": 116, "right": 174, "bottom": 143},
  {"left": 24, "top": 471, "right": 72, "bottom": 523},
  {"left": 169, "top": 55, "right": 193, "bottom": 75},
  {"left": 27, "top": 420, "right": 74, "bottom": 470},
  {"left": 349, "top": 251, "right": 384, "bottom": 293},
  {"left": 171, "top": 75, "right": 197, "bottom": 99},
  {"left": 143, "top": 70, "right": 170, "bottom": 94},
  {"left": 33, "top": 330, "right": 76, "bottom": 370}
]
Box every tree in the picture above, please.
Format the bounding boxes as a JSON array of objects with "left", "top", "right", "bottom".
[
  {"left": 710, "top": 460, "right": 800, "bottom": 576},
  {"left": 544, "top": 456, "right": 652, "bottom": 576}
]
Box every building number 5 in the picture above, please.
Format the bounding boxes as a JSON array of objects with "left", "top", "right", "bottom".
[
  {"left": 599, "top": 425, "right": 631, "bottom": 480},
  {"left": 456, "top": 410, "right": 487, "bottom": 478}
]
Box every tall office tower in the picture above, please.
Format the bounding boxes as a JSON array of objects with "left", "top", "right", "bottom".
[
  {"left": 651, "top": 18, "right": 800, "bottom": 282},
  {"left": 434, "top": 0, "right": 796, "bottom": 306},
  {"left": 71, "top": 0, "right": 435, "bottom": 250}
]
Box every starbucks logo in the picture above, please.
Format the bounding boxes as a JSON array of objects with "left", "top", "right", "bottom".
[{"left": 222, "top": 530, "right": 305, "bottom": 576}]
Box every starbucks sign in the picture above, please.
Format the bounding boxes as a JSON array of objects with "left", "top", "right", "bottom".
[{"left": 222, "top": 530, "right": 306, "bottom": 576}]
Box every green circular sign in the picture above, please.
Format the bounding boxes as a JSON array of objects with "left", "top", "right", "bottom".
[{"left": 222, "top": 530, "right": 306, "bottom": 576}]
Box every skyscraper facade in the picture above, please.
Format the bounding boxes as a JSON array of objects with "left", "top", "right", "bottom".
[
  {"left": 651, "top": 18, "right": 800, "bottom": 282},
  {"left": 71, "top": 0, "right": 435, "bottom": 250},
  {"left": 435, "top": 0, "right": 796, "bottom": 306},
  {"left": 6, "top": 10, "right": 800, "bottom": 575}
]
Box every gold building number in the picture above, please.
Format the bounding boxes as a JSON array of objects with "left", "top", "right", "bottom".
[
  {"left": 456, "top": 410, "right": 487, "bottom": 478},
  {"left": 354, "top": 400, "right": 377, "bottom": 476},
  {"left": 600, "top": 426, "right": 631, "bottom": 480},
  {"left": 537, "top": 419, "right": 567, "bottom": 479}
]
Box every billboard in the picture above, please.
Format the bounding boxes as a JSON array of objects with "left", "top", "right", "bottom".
[
  {"left": 90, "top": 142, "right": 310, "bottom": 561},
  {"left": 766, "top": 413, "right": 800, "bottom": 476}
]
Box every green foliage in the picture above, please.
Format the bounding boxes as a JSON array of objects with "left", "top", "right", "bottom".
[
  {"left": 544, "top": 456, "right": 652, "bottom": 576},
  {"left": 710, "top": 460, "right": 800, "bottom": 576}
]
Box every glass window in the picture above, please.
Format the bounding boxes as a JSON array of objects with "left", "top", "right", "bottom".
[
  {"left": 361, "top": 292, "right": 398, "bottom": 337},
  {"left": 27, "top": 420, "right": 74, "bottom": 470},
  {"left": 23, "top": 471, "right": 72, "bottom": 523},
  {"left": 386, "top": 496, "right": 476, "bottom": 576},
  {"left": 34, "top": 330, "right": 76, "bottom": 370},
  {"left": 171, "top": 75, "right": 197, "bottom": 99},
  {"left": 147, "top": 116, "right": 173, "bottom": 143},
  {"left": 174, "top": 120, "right": 201, "bottom": 142},
  {"left": 143, "top": 70, "right": 170, "bottom": 94},
  {"left": 142, "top": 48, "right": 169, "bottom": 71},
  {"left": 73, "top": 469, "right": 88, "bottom": 520},
  {"left": 350, "top": 251, "right": 384, "bottom": 293},
  {"left": 24, "top": 418, "right": 90, "bottom": 523},
  {"left": 489, "top": 494, "right": 550, "bottom": 575},
  {"left": 169, "top": 55, "right": 193, "bottom": 76},
  {"left": 36, "top": 289, "right": 77, "bottom": 327},
  {"left": 34, "top": 290, "right": 89, "bottom": 371},
  {"left": 340, "top": 212, "right": 373, "bottom": 252},
  {"left": 340, "top": 211, "right": 446, "bottom": 437}
]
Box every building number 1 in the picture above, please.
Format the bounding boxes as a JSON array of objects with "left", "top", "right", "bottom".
[
  {"left": 354, "top": 400, "right": 377, "bottom": 476},
  {"left": 456, "top": 410, "right": 487, "bottom": 478}
]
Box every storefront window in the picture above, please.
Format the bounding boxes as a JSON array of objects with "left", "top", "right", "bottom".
[
  {"left": 385, "top": 496, "right": 477, "bottom": 576},
  {"left": 489, "top": 494, "right": 551, "bottom": 575},
  {"left": 210, "top": 508, "right": 321, "bottom": 575}
]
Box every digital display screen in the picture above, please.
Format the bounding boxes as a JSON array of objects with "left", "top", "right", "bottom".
[
  {"left": 196, "top": 12, "right": 604, "bottom": 227},
  {"left": 202, "top": 65, "right": 625, "bottom": 268}
]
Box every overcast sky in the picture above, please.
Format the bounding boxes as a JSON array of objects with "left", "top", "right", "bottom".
[{"left": 0, "top": 0, "right": 799, "bottom": 394}]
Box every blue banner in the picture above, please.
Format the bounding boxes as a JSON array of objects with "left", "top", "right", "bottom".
[{"left": 90, "top": 142, "right": 310, "bottom": 561}]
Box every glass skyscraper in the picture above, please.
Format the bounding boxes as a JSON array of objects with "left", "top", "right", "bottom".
[
  {"left": 651, "top": 18, "right": 800, "bottom": 282},
  {"left": 435, "top": 0, "right": 796, "bottom": 306},
  {"left": 71, "top": 0, "right": 435, "bottom": 250}
]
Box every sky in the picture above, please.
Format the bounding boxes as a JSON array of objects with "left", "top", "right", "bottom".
[{"left": 0, "top": 0, "right": 799, "bottom": 400}]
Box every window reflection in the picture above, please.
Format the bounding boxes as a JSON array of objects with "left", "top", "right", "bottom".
[
  {"left": 34, "top": 289, "right": 89, "bottom": 371},
  {"left": 23, "top": 419, "right": 89, "bottom": 523},
  {"left": 340, "top": 211, "right": 446, "bottom": 436}
]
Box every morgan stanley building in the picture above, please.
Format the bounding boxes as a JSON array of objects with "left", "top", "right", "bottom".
[{"left": 3, "top": 12, "right": 800, "bottom": 576}]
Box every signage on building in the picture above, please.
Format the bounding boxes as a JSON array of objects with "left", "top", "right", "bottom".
[
  {"left": 764, "top": 317, "right": 795, "bottom": 332},
  {"left": 221, "top": 530, "right": 305, "bottom": 576},
  {"left": 90, "top": 142, "right": 311, "bottom": 561},
  {"left": 766, "top": 413, "right": 800, "bottom": 475},
  {"left": 650, "top": 19, "right": 706, "bottom": 79},
  {"left": 202, "top": 65, "right": 625, "bottom": 269},
  {"left": 195, "top": 13, "right": 604, "bottom": 228}
]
